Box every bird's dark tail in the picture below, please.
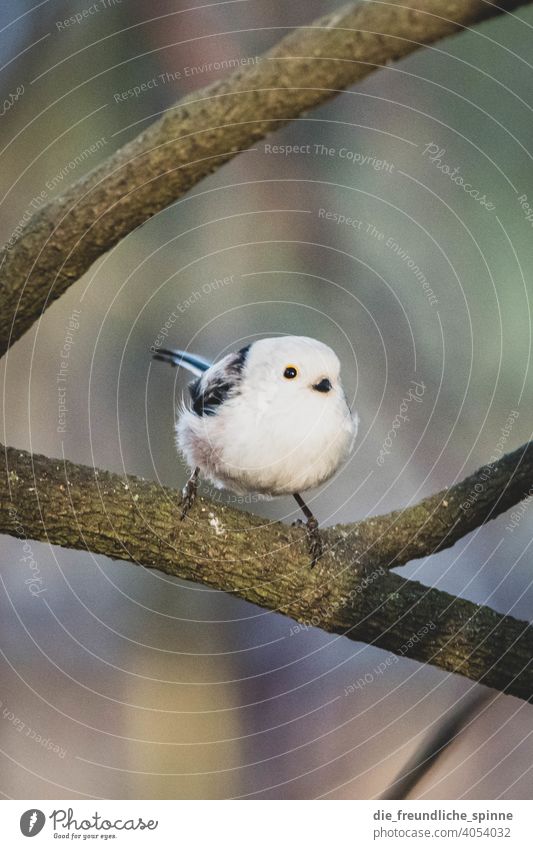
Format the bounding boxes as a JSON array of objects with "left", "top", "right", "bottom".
[{"left": 151, "top": 347, "right": 211, "bottom": 376}]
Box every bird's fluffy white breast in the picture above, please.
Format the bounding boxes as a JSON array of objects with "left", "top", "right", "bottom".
[
  {"left": 177, "top": 385, "right": 356, "bottom": 496},
  {"left": 220, "top": 385, "right": 355, "bottom": 494}
]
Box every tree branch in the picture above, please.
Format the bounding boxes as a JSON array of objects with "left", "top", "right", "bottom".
[
  {"left": 380, "top": 691, "right": 492, "bottom": 799},
  {"left": 354, "top": 440, "right": 533, "bottom": 569},
  {"left": 2, "top": 440, "right": 532, "bottom": 701},
  {"left": 1, "top": 0, "right": 530, "bottom": 355}
]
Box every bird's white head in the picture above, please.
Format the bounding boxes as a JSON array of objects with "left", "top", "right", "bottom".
[{"left": 242, "top": 335, "right": 343, "bottom": 402}]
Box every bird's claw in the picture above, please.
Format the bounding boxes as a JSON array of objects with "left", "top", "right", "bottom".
[
  {"left": 180, "top": 469, "right": 199, "bottom": 520},
  {"left": 293, "top": 514, "right": 323, "bottom": 566},
  {"left": 305, "top": 516, "right": 323, "bottom": 567}
]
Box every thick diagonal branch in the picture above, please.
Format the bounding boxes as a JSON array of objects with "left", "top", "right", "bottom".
[
  {"left": 2, "top": 440, "right": 532, "bottom": 700},
  {"left": 1, "top": 0, "right": 530, "bottom": 354}
]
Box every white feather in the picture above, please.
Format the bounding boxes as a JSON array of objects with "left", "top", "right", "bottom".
[{"left": 176, "top": 336, "right": 358, "bottom": 496}]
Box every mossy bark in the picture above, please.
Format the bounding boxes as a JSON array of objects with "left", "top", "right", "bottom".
[
  {"left": 2, "top": 441, "right": 532, "bottom": 701},
  {"left": 0, "top": 0, "right": 529, "bottom": 354}
]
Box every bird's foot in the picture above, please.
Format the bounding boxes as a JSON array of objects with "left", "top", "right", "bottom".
[
  {"left": 180, "top": 467, "right": 199, "bottom": 520},
  {"left": 305, "top": 516, "right": 323, "bottom": 567}
]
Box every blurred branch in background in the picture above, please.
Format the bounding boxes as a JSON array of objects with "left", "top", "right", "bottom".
[
  {"left": 0, "top": 0, "right": 531, "bottom": 355},
  {"left": 1, "top": 440, "right": 532, "bottom": 701},
  {"left": 380, "top": 691, "right": 493, "bottom": 799}
]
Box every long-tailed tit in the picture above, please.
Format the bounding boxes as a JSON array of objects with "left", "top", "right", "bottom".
[{"left": 153, "top": 336, "right": 358, "bottom": 564}]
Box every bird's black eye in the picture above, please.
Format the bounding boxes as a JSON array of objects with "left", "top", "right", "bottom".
[{"left": 283, "top": 365, "right": 298, "bottom": 379}]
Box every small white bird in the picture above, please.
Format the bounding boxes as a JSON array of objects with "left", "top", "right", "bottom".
[{"left": 153, "top": 336, "right": 358, "bottom": 564}]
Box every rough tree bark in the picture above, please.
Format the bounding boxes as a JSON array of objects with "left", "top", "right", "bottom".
[
  {"left": 1, "top": 1, "right": 532, "bottom": 702},
  {"left": 2, "top": 441, "right": 532, "bottom": 701},
  {"left": 0, "top": 0, "right": 530, "bottom": 355}
]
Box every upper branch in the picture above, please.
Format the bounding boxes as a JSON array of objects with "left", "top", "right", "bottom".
[
  {"left": 0, "top": 0, "right": 530, "bottom": 354},
  {"left": 1, "top": 439, "right": 532, "bottom": 700}
]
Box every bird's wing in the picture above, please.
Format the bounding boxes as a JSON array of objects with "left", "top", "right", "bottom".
[{"left": 188, "top": 344, "right": 251, "bottom": 416}]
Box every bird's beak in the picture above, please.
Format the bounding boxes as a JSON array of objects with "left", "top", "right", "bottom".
[{"left": 312, "top": 377, "right": 332, "bottom": 393}]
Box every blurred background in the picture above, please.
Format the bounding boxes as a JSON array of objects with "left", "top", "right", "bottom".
[{"left": 1, "top": 0, "right": 533, "bottom": 799}]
